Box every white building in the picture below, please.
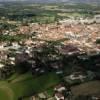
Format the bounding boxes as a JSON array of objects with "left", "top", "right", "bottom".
[
  {"left": 94, "top": 15, "right": 100, "bottom": 23},
  {"left": 0, "top": 63, "right": 5, "bottom": 68}
]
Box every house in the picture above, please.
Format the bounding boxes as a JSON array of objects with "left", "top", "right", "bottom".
[
  {"left": 70, "top": 72, "right": 86, "bottom": 80},
  {"left": 56, "top": 70, "right": 63, "bottom": 75},
  {"left": 64, "top": 72, "right": 87, "bottom": 85},
  {"left": 54, "top": 92, "right": 64, "bottom": 100},
  {"left": 91, "top": 96, "right": 100, "bottom": 100},
  {"left": 15, "top": 53, "right": 30, "bottom": 63},
  {"left": 82, "top": 19, "right": 95, "bottom": 24},
  {"left": 24, "top": 39, "right": 34, "bottom": 46},
  {"left": 90, "top": 93, "right": 100, "bottom": 100},
  {"left": 8, "top": 57, "right": 15, "bottom": 65},
  {"left": 54, "top": 84, "right": 66, "bottom": 92},
  {"left": 10, "top": 42, "right": 21, "bottom": 50},
  {"left": 38, "top": 93, "right": 47, "bottom": 99},
  {"left": 77, "top": 53, "right": 89, "bottom": 61},
  {"left": 94, "top": 15, "right": 100, "bottom": 24},
  {"left": 9, "top": 57, "right": 15, "bottom": 61},
  {"left": 47, "top": 97, "right": 55, "bottom": 100},
  {"left": 64, "top": 71, "right": 95, "bottom": 85},
  {"left": 30, "top": 96, "right": 36, "bottom": 100},
  {"left": 0, "top": 63, "right": 5, "bottom": 68},
  {"left": 54, "top": 84, "right": 72, "bottom": 100},
  {"left": 58, "top": 44, "right": 80, "bottom": 55},
  {"left": 10, "top": 61, "right": 15, "bottom": 65},
  {"left": 0, "top": 44, "right": 4, "bottom": 49},
  {"left": 0, "top": 51, "right": 8, "bottom": 61},
  {"left": 30, "top": 96, "right": 39, "bottom": 100}
]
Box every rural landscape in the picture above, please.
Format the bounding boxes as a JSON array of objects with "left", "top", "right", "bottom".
[{"left": 0, "top": 0, "right": 100, "bottom": 100}]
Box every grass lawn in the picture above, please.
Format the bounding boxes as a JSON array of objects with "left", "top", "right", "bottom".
[
  {"left": 0, "top": 87, "right": 13, "bottom": 100},
  {"left": 0, "top": 82, "right": 14, "bottom": 100},
  {"left": 0, "top": 72, "right": 60, "bottom": 100},
  {"left": 46, "top": 88, "right": 54, "bottom": 96}
]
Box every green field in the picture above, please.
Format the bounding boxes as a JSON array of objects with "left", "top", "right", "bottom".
[
  {"left": 0, "top": 86, "right": 13, "bottom": 100},
  {"left": 0, "top": 3, "right": 99, "bottom": 23},
  {"left": 0, "top": 72, "right": 60, "bottom": 100}
]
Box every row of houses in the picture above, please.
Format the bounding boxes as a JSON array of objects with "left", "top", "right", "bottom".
[{"left": 59, "top": 15, "right": 100, "bottom": 24}]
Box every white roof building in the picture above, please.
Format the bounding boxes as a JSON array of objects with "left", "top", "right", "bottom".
[
  {"left": 0, "top": 63, "right": 5, "bottom": 68},
  {"left": 94, "top": 15, "right": 100, "bottom": 23}
]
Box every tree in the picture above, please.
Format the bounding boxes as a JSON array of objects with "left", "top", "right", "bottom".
[
  {"left": 15, "top": 53, "right": 31, "bottom": 74},
  {"left": 96, "top": 39, "right": 100, "bottom": 44}
]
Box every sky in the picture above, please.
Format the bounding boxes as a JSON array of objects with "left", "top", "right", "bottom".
[{"left": 0, "top": 0, "right": 100, "bottom": 3}]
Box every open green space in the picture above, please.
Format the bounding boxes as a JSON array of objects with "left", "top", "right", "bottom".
[
  {"left": 0, "top": 72, "right": 60, "bottom": 100},
  {"left": 0, "top": 87, "right": 13, "bottom": 100},
  {"left": 0, "top": 3, "right": 99, "bottom": 23},
  {"left": 0, "top": 34, "right": 29, "bottom": 42}
]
